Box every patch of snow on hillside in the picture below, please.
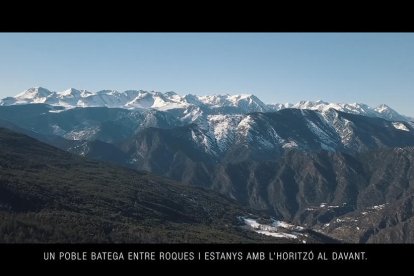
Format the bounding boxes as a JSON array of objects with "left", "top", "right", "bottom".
[
  {"left": 237, "top": 115, "right": 254, "bottom": 138},
  {"left": 241, "top": 217, "right": 306, "bottom": 240},
  {"left": 48, "top": 109, "right": 66, "bottom": 113},
  {"left": 282, "top": 140, "right": 298, "bottom": 149},
  {"left": 190, "top": 129, "right": 217, "bottom": 155},
  {"left": 207, "top": 115, "right": 242, "bottom": 151},
  {"left": 392, "top": 122, "right": 410, "bottom": 131},
  {"left": 370, "top": 204, "right": 386, "bottom": 210},
  {"left": 64, "top": 127, "right": 99, "bottom": 140}
]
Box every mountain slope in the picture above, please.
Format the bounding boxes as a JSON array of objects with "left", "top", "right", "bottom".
[
  {"left": 210, "top": 147, "right": 414, "bottom": 242},
  {"left": 0, "top": 127, "right": 335, "bottom": 243},
  {"left": 1, "top": 127, "right": 412, "bottom": 242},
  {"left": 316, "top": 195, "right": 414, "bottom": 243},
  {"left": 0, "top": 104, "right": 182, "bottom": 143},
  {"left": 123, "top": 109, "right": 414, "bottom": 185}
]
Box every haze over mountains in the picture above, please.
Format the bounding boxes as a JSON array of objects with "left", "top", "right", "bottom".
[{"left": 1, "top": 87, "right": 414, "bottom": 243}]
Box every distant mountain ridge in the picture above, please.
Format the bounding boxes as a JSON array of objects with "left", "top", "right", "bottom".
[{"left": 1, "top": 87, "right": 412, "bottom": 123}]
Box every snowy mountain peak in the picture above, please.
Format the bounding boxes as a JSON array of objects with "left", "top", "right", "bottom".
[
  {"left": 373, "top": 104, "right": 407, "bottom": 121},
  {"left": 375, "top": 104, "right": 395, "bottom": 114},
  {"left": 193, "top": 93, "right": 268, "bottom": 113},
  {"left": 59, "top": 88, "right": 82, "bottom": 96},
  {"left": 16, "top": 87, "right": 53, "bottom": 99},
  {"left": 376, "top": 103, "right": 390, "bottom": 110}
]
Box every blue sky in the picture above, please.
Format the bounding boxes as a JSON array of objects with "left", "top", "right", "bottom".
[{"left": 0, "top": 33, "right": 413, "bottom": 115}]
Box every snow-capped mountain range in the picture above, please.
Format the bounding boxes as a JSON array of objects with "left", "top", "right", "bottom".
[
  {"left": 1, "top": 87, "right": 413, "bottom": 159},
  {"left": 1, "top": 87, "right": 412, "bottom": 123},
  {"left": 0, "top": 87, "right": 268, "bottom": 112}
]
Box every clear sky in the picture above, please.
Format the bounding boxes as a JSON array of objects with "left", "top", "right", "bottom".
[{"left": 0, "top": 33, "right": 413, "bottom": 116}]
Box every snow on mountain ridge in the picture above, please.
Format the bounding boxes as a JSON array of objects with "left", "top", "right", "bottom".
[
  {"left": 1, "top": 87, "right": 411, "bottom": 123},
  {"left": 15, "top": 87, "right": 55, "bottom": 104},
  {"left": 15, "top": 86, "right": 53, "bottom": 98},
  {"left": 206, "top": 114, "right": 243, "bottom": 151},
  {"left": 285, "top": 100, "right": 410, "bottom": 123}
]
